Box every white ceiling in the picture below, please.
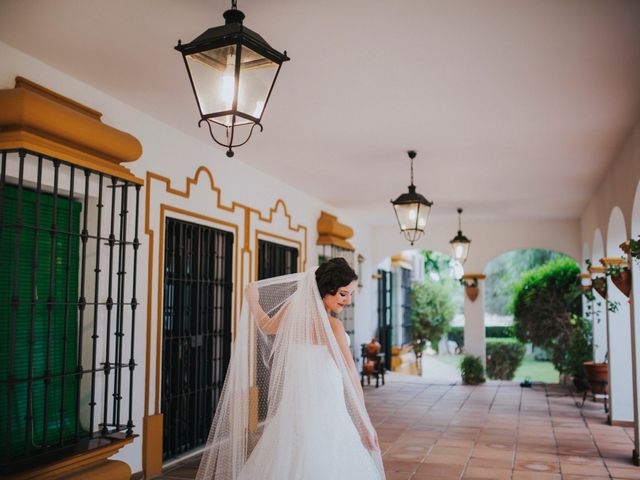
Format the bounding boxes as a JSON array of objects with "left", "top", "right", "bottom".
[{"left": 1, "top": 0, "right": 639, "bottom": 227}]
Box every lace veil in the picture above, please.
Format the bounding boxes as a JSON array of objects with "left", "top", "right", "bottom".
[{"left": 195, "top": 268, "right": 384, "bottom": 479}]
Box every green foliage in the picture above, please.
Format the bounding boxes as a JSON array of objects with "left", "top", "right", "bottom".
[
  {"left": 411, "top": 277, "right": 455, "bottom": 346},
  {"left": 485, "top": 326, "right": 515, "bottom": 338},
  {"left": 448, "top": 327, "right": 464, "bottom": 347},
  {"left": 460, "top": 355, "right": 485, "bottom": 384},
  {"left": 486, "top": 338, "right": 526, "bottom": 380},
  {"left": 485, "top": 249, "right": 566, "bottom": 315},
  {"left": 511, "top": 257, "right": 591, "bottom": 375}
]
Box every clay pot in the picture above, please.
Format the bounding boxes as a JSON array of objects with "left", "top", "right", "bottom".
[
  {"left": 465, "top": 285, "right": 479, "bottom": 302},
  {"left": 366, "top": 338, "right": 381, "bottom": 359},
  {"left": 363, "top": 360, "right": 375, "bottom": 375},
  {"left": 611, "top": 269, "right": 632, "bottom": 298},
  {"left": 583, "top": 361, "right": 608, "bottom": 395}
]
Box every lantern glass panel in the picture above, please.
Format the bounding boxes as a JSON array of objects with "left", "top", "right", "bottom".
[
  {"left": 186, "top": 44, "right": 238, "bottom": 118},
  {"left": 393, "top": 203, "right": 430, "bottom": 231},
  {"left": 237, "top": 46, "right": 279, "bottom": 120},
  {"left": 451, "top": 241, "right": 470, "bottom": 263}
]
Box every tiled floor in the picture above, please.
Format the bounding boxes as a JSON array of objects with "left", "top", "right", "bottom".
[{"left": 149, "top": 374, "right": 640, "bottom": 480}]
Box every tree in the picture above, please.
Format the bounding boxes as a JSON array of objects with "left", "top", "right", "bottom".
[
  {"left": 511, "top": 257, "right": 590, "bottom": 377},
  {"left": 411, "top": 277, "right": 455, "bottom": 349},
  {"left": 485, "top": 249, "right": 566, "bottom": 315}
]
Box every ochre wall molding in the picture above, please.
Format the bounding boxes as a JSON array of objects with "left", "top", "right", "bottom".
[
  {"left": 0, "top": 77, "right": 143, "bottom": 183},
  {"left": 143, "top": 165, "right": 308, "bottom": 478},
  {"left": 317, "top": 210, "right": 354, "bottom": 250}
]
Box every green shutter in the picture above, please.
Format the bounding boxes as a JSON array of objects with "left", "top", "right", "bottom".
[{"left": 0, "top": 185, "right": 85, "bottom": 457}]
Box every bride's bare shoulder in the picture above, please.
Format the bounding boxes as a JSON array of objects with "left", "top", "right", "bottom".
[{"left": 328, "top": 316, "right": 344, "bottom": 332}]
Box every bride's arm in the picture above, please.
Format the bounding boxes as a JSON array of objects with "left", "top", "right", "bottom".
[
  {"left": 244, "top": 283, "right": 289, "bottom": 335},
  {"left": 329, "top": 318, "right": 380, "bottom": 451}
]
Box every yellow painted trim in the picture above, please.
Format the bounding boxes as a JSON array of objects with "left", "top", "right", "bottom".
[
  {"left": 462, "top": 273, "right": 486, "bottom": 280},
  {"left": 143, "top": 166, "right": 309, "bottom": 475},
  {"left": 600, "top": 256, "right": 628, "bottom": 268},
  {"left": 317, "top": 211, "right": 354, "bottom": 250},
  {"left": 0, "top": 77, "right": 143, "bottom": 182},
  {"left": 13, "top": 436, "right": 134, "bottom": 480}
]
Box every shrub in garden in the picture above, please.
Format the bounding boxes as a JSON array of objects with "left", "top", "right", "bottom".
[
  {"left": 486, "top": 338, "right": 525, "bottom": 380},
  {"left": 511, "top": 257, "right": 591, "bottom": 382},
  {"left": 460, "top": 355, "right": 485, "bottom": 385},
  {"left": 447, "top": 326, "right": 464, "bottom": 349}
]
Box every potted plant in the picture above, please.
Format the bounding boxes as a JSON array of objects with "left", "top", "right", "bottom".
[
  {"left": 620, "top": 236, "right": 640, "bottom": 263},
  {"left": 604, "top": 260, "right": 631, "bottom": 298},
  {"left": 583, "top": 360, "right": 608, "bottom": 395},
  {"left": 592, "top": 276, "right": 607, "bottom": 299},
  {"left": 459, "top": 277, "right": 479, "bottom": 302},
  {"left": 460, "top": 355, "right": 485, "bottom": 385}
]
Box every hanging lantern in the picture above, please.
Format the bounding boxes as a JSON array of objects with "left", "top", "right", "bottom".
[
  {"left": 450, "top": 207, "right": 471, "bottom": 264},
  {"left": 175, "top": 1, "right": 289, "bottom": 157},
  {"left": 391, "top": 150, "right": 433, "bottom": 245}
]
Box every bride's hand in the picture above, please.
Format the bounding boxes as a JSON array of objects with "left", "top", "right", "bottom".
[{"left": 362, "top": 432, "right": 380, "bottom": 452}]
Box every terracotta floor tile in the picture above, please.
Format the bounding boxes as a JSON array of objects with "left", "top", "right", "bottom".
[
  {"left": 415, "top": 462, "right": 466, "bottom": 477},
  {"left": 511, "top": 472, "right": 561, "bottom": 480},
  {"left": 514, "top": 458, "right": 560, "bottom": 473},
  {"left": 462, "top": 466, "right": 512, "bottom": 479}
]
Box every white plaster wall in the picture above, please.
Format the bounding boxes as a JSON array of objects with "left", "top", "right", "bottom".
[
  {"left": 373, "top": 218, "right": 581, "bottom": 273},
  {"left": 0, "top": 40, "right": 378, "bottom": 474}
]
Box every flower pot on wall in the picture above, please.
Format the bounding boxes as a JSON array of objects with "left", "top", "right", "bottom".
[
  {"left": 465, "top": 285, "right": 479, "bottom": 302},
  {"left": 611, "top": 269, "right": 632, "bottom": 297}
]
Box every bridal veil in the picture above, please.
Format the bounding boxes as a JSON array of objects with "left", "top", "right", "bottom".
[{"left": 195, "top": 268, "right": 384, "bottom": 479}]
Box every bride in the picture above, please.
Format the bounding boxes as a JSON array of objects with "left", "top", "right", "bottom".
[{"left": 196, "top": 258, "right": 385, "bottom": 480}]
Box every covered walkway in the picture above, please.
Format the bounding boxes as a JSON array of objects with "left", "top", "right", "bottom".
[{"left": 155, "top": 374, "right": 639, "bottom": 480}]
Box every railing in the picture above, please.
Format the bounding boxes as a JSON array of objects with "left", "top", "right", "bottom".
[{"left": 0, "top": 149, "right": 140, "bottom": 474}]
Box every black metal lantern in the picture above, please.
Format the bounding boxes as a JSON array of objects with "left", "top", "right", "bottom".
[
  {"left": 391, "top": 150, "right": 433, "bottom": 245},
  {"left": 175, "top": 1, "right": 289, "bottom": 157},
  {"left": 450, "top": 207, "right": 471, "bottom": 264}
]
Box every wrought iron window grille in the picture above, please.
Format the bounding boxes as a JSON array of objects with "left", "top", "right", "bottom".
[{"left": 0, "top": 149, "right": 141, "bottom": 474}]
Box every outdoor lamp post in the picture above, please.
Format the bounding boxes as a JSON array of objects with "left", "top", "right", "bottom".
[
  {"left": 175, "top": 0, "right": 289, "bottom": 157},
  {"left": 450, "top": 207, "right": 471, "bottom": 264},
  {"left": 391, "top": 150, "right": 433, "bottom": 245}
]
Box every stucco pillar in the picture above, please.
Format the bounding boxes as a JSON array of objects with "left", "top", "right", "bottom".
[
  {"left": 602, "top": 258, "right": 634, "bottom": 426},
  {"left": 462, "top": 274, "right": 486, "bottom": 364}
]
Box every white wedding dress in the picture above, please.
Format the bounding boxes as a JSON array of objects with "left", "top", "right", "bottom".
[
  {"left": 196, "top": 270, "right": 385, "bottom": 480},
  {"left": 238, "top": 343, "right": 382, "bottom": 480}
]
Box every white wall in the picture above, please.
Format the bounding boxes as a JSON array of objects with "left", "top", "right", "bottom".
[
  {"left": 0, "top": 40, "right": 378, "bottom": 474},
  {"left": 372, "top": 217, "right": 581, "bottom": 273}
]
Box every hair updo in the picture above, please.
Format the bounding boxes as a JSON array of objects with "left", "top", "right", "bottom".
[{"left": 315, "top": 257, "right": 358, "bottom": 298}]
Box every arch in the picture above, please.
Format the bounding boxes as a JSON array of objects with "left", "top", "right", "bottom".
[
  {"left": 589, "top": 228, "right": 607, "bottom": 364},
  {"left": 606, "top": 206, "right": 633, "bottom": 423},
  {"left": 592, "top": 228, "right": 604, "bottom": 264}
]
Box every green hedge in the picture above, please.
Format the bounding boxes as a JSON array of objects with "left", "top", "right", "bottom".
[
  {"left": 486, "top": 338, "right": 526, "bottom": 380},
  {"left": 447, "top": 326, "right": 515, "bottom": 350},
  {"left": 486, "top": 326, "right": 515, "bottom": 338},
  {"left": 448, "top": 327, "right": 464, "bottom": 347}
]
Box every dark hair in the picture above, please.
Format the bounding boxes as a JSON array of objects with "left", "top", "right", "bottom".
[{"left": 315, "top": 257, "right": 358, "bottom": 298}]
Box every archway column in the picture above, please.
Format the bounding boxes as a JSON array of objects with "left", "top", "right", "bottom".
[
  {"left": 462, "top": 274, "right": 486, "bottom": 364},
  {"left": 601, "top": 256, "right": 634, "bottom": 426}
]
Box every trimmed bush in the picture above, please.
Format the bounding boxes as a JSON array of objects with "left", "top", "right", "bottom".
[
  {"left": 486, "top": 338, "right": 526, "bottom": 380},
  {"left": 448, "top": 327, "right": 464, "bottom": 348},
  {"left": 460, "top": 355, "right": 485, "bottom": 385},
  {"left": 511, "top": 257, "right": 590, "bottom": 378},
  {"left": 485, "top": 326, "right": 515, "bottom": 338}
]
